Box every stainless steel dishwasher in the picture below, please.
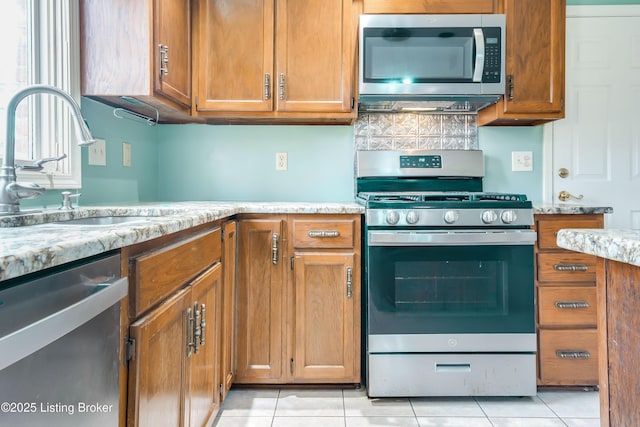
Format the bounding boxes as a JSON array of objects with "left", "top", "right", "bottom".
[{"left": 0, "top": 252, "right": 127, "bottom": 426}]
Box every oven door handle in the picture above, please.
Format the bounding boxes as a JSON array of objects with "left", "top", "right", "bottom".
[{"left": 368, "top": 229, "right": 537, "bottom": 246}]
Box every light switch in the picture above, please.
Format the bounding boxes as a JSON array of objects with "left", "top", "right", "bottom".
[{"left": 88, "top": 138, "right": 106, "bottom": 166}]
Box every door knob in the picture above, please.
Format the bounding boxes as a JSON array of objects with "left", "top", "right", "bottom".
[
  {"left": 558, "top": 168, "right": 569, "bottom": 178},
  {"left": 558, "top": 190, "right": 584, "bottom": 202}
]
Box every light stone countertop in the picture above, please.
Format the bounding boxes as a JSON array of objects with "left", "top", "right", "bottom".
[
  {"left": 556, "top": 228, "right": 640, "bottom": 267},
  {"left": 0, "top": 201, "right": 364, "bottom": 282},
  {"left": 533, "top": 204, "right": 613, "bottom": 215}
]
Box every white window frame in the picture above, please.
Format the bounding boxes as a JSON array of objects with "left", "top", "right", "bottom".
[{"left": 8, "top": 0, "right": 82, "bottom": 189}]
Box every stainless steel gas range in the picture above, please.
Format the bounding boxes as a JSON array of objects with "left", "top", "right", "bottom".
[{"left": 357, "top": 149, "right": 537, "bottom": 397}]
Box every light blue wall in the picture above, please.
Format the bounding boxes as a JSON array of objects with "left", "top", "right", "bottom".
[
  {"left": 479, "top": 127, "right": 543, "bottom": 202},
  {"left": 156, "top": 124, "right": 355, "bottom": 202}
]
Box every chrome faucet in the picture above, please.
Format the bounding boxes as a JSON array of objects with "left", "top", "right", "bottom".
[{"left": 1, "top": 85, "right": 97, "bottom": 215}]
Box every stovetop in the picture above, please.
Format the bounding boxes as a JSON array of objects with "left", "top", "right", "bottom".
[{"left": 355, "top": 150, "right": 534, "bottom": 227}]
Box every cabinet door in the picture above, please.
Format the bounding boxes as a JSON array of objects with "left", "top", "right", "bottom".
[
  {"left": 503, "top": 0, "right": 565, "bottom": 114},
  {"left": 292, "top": 252, "right": 359, "bottom": 382},
  {"left": 236, "top": 218, "right": 285, "bottom": 382},
  {"left": 187, "top": 263, "right": 222, "bottom": 427},
  {"left": 220, "top": 220, "right": 238, "bottom": 400},
  {"left": 275, "top": 0, "right": 353, "bottom": 113},
  {"left": 195, "top": 0, "right": 275, "bottom": 112},
  {"left": 154, "top": 0, "right": 192, "bottom": 107},
  {"left": 479, "top": 0, "right": 565, "bottom": 125},
  {"left": 128, "top": 287, "right": 191, "bottom": 427}
]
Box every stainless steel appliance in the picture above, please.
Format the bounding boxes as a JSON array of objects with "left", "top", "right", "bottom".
[
  {"left": 358, "top": 14, "right": 506, "bottom": 112},
  {"left": 0, "top": 252, "right": 127, "bottom": 427},
  {"left": 357, "top": 150, "right": 537, "bottom": 397}
]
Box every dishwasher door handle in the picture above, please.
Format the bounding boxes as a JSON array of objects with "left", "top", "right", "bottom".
[{"left": 0, "top": 276, "right": 128, "bottom": 371}]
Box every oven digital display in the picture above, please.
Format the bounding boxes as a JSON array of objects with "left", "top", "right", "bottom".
[{"left": 400, "top": 155, "right": 442, "bottom": 168}]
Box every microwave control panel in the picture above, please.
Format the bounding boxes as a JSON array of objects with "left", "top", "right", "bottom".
[{"left": 482, "top": 27, "right": 502, "bottom": 83}]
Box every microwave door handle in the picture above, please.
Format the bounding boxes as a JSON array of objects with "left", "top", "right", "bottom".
[{"left": 472, "top": 28, "right": 485, "bottom": 83}]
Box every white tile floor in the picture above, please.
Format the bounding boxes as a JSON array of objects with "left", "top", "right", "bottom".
[{"left": 211, "top": 388, "right": 600, "bottom": 427}]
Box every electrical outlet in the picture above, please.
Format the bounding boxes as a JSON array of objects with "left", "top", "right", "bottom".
[
  {"left": 512, "top": 151, "right": 533, "bottom": 172},
  {"left": 88, "top": 138, "right": 106, "bottom": 166},
  {"left": 276, "top": 152, "right": 288, "bottom": 171},
  {"left": 122, "top": 142, "right": 132, "bottom": 167}
]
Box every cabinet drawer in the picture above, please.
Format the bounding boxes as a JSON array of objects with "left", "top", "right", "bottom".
[
  {"left": 538, "top": 287, "right": 597, "bottom": 326},
  {"left": 292, "top": 218, "right": 355, "bottom": 249},
  {"left": 537, "top": 252, "right": 598, "bottom": 283},
  {"left": 536, "top": 217, "right": 603, "bottom": 250},
  {"left": 539, "top": 329, "right": 598, "bottom": 383},
  {"left": 130, "top": 228, "right": 221, "bottom": 317}
]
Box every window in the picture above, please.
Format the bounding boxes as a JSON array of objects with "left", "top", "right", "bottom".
[{"left": 0, "top": 0, "right": 82, "bottom": 188}]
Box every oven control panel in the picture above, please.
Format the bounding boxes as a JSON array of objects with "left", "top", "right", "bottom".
[
  {"left": 366, "top": 208, "right": 534, "bottom": 227},
  {"left": 400, "top": 155, "right": 442, "bottom": 168}
]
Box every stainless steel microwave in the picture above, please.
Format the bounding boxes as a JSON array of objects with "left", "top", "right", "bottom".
[{"left": 358, "top": 14, "right": 506, "bottom": 111}]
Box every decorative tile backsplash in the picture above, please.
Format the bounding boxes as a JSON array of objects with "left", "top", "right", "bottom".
[{"left": 354, "top": 113, "right": 478, "bottom": 150}]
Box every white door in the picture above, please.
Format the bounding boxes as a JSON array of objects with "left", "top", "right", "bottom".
[{"left": 547, "top": 6, "right": 640, "bottom": 229}]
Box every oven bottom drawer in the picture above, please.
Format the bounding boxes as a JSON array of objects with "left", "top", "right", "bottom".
[{"left": 367, "top": 353, "right": 536, "bottom": 397}]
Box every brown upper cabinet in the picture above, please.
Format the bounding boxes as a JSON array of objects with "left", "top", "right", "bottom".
[
  {"left": 362, "top": 0, "right": 500, "bottom": 14},
  {"left": 80, "top": 0, "right": 197, "bottom": 123},
  {"left": 193, "top": 0, "right": 356, "bottom": 123},
  {"left": 478, "top": 0, "right": 566, "bottom": 125}
]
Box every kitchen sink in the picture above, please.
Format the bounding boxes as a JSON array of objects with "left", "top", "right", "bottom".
[{"left": 52, "top": 216, "right": 153, "bottom": 226}]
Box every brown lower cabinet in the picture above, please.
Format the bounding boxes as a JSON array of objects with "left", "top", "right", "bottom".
[
  {"left": 599, "top": 260, "right": 640, "bottom": 427},
  {"left": 534, "top": 214, "right": 604, "bottom": 386},
  {"left": 124, "top": 225, "right": 223, "bottom": 427},
  {"left": 235, "top": 214, "right": 361, "bottom": 384}
]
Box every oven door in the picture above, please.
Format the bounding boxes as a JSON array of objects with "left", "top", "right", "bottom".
[{"left": 366, "top": 229, "right": 536, "bottom": 353}]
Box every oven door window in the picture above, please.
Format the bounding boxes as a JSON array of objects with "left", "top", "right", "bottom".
[{"left": 367, "top": 244, "right": 534, "bottom": 334}]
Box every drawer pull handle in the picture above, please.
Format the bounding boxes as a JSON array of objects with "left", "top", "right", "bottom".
[
  {"left": 555, "top": 301, "right": 590, "bottom": 309},
  {"left": 264, "top": 73, "right": 271, "bottom": 100},
  {"left": 553, "top": 263, "right": 588, "bottom": 272},
  {"left": 279, "top": 73, "right": 286, "bottom": 100},
  {"left": 272, "top": 233, "right": 279, "bottom": 265},
  {"left": 199, "top": 303, "right": 206, "bottom": 347},
  {"left": 556, "top": 350, "right": 590, "bottom": 359},
  {"left": 308, "top": 230, "right": 340, "bottom": 238}
]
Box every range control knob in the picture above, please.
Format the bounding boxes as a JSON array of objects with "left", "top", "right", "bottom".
[
  {"left": 443, "top": 210, "right": 459, "bottom": 224},
  {"left": 406, "top": 210, "right": 420, "bottom": 225},
  {"left": 501, "top": 210, "right": 518, "bottom": 224},
  {"left": 386, "top": 210, "right": 400, "bottom": 225},
  {"left": 481, "top": 210, "right": 498, "bottom": 224}
]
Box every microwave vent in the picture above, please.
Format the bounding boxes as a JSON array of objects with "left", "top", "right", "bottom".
[{"left": 358, "top": 96, "right": 500, "bottom": 114}]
